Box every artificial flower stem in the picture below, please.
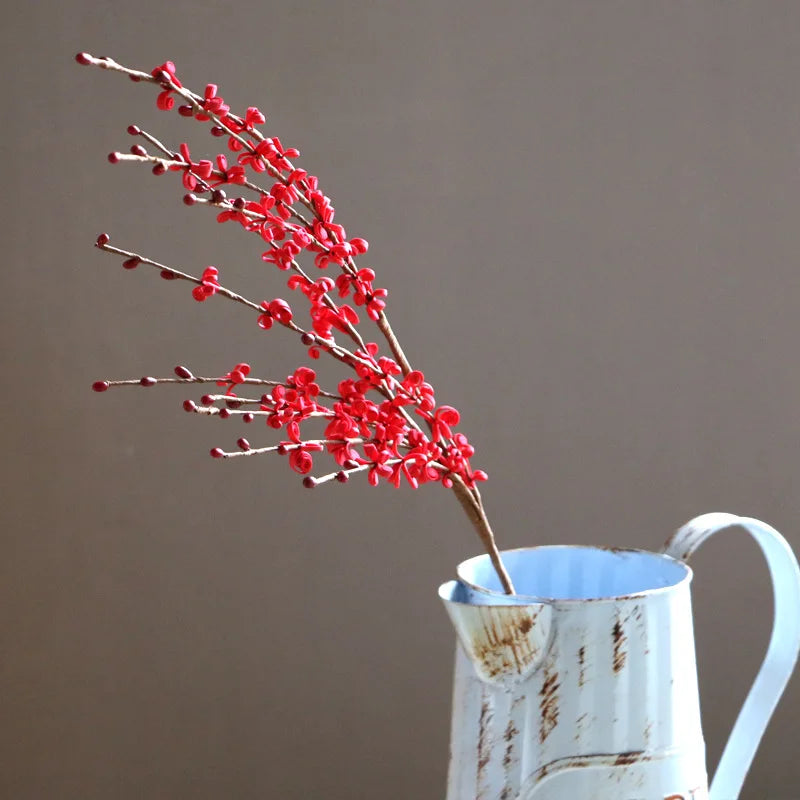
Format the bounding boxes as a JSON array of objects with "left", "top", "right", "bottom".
[{"left": 452, "top": 477, "right": 515, "bottom": 595}]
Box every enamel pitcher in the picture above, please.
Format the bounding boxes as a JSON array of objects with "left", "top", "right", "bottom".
[{"left": 439, "top": 513, "right": 800, "bottom": 799}]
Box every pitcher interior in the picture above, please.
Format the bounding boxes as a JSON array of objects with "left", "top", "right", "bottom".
[{"left": 458, "top": 546, "right": 690, "bottom": 601}]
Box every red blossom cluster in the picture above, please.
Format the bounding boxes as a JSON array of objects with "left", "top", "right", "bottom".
[
  {"left": 82, "top": 54, "right": 489, "bottom": 494},
  {"left": 78, "top": 51, "right": 515, "bottom": 591}
]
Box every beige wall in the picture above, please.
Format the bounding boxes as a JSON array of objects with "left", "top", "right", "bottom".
[{"left": 2, "top": 1, "right": 799, "bottom": 797}]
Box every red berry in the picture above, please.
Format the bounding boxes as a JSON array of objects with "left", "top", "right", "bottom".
[
  {"left": 75, "top": 52, "right": 91, "bottom": 65},
  {"left": 139, "top": 376, "right": 156, "bottom": 387},
  {"left": 200, "top": 394, "right": 214, "bottom": 406},
  {"left": 130, "top": 144, "right": 147, "bottom": 157},
  {"left": 182, "top": 400, "right": 196, "bottom": 412},
  {"left": 178, "top": 105, "right": 194, "bottom": 117},
  {"left": 92, "top": 380, "right": 110, "bottom": 392},
  {"left": 301, "top": 333, "right": 315, "bottom": 346},
  {"left": 237, "top": 438, "right": 250, "bottom": 451},
  {"left": 160, "top": 270, "right": 176, "bottom": 280},
  {"left": 127, "top": 124, "right": 141, "bottom": 136},
  {"left": 96, "top": 233, "right": 110, "bottom": 246},
  {"left": 219, "top": 408, "right": 231, "bottom": 419},
  {"left": 243, "top": 413, "right": 254, "bottom": 423},
  {"left": 303, "top": 476, "right": 317, "bottom": 488},
  {"left": 152, "top": 163, "right": 166, "bottom": 176},
  {"left": 107, "top": 152, "right": 120, "bottom": 164},
  {"left": 211, "top": 189, "right": 226, "bottom": 204},
  {"left": 174, "top": 365, "right": 193, "bottom": 379},
  {"left": 232, "top": 197, "right": 245, "bottom": 210},
  {"left": 210, "top": 448, "right": 225, "bottom": 459},
  {"left": 336, "top": 471, "right": 349, "bottom": 483},
  {"left": 210, "top": 126, "right": 226, "bottom": 137},
  {"left": 123, "top": 257, "right": 139, "bottom": 270},
  {"left": 183, "top": 193, "right": 197, "bottom": 206}
]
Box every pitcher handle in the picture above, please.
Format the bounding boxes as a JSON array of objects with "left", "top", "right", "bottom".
[{"left": 663, "top": 512, "right": 800, "bottom": 800}]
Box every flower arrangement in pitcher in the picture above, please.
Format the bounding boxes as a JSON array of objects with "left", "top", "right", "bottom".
[{"left": 76, "top": 52, "right": 514, "bottom": 593}]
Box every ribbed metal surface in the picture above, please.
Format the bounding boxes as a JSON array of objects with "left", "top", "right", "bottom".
[
  {"left": 441, "top": 514, "right": 800, "bottom": 800},
  {"left": 441, "top": 546, "right": 708, "bottom": 799}
]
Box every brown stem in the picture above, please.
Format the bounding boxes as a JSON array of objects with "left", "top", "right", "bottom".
[
  {"left": 96, "top": 241, "right": 262, "bottom": 311},
  {"left": 451, "top": 477, "right": 514, "bottom": 595},
  {"left": 95, "top": 240, "right": 375, "bottom": 372},
  {"left": 375, "top": 311, "right": 412, "bottom": 377},
  {"left": 218, "top": 438, "right": 364, "bottom": 459},
  {"left": 306, "top": 461, "right": 372, "bottom": 486}
]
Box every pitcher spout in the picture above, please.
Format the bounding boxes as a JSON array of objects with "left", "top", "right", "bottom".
[{"left": 439, "top": 580, "right": 553, "bottom": 685}]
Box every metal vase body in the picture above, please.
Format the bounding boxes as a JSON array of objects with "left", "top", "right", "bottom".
[{"left": 439, "top": 514, "right": 800, "bottom": 800}]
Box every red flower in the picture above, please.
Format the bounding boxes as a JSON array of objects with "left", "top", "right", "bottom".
[
  {"left": 210, "top": 154, "right": 246, "bottom": 186},
  {"left": 270, "top": 182, "right": 300, "bottom": 205},
  {"left": 431, "top": 405, "right": 460, "bottom": 441},
  {"left": 244, "top": 106, "right": 266, "bottom": 130},
  {"left": 263, "top": 137, "right": 300, "bottom": 171},
  {"left": 170, "top": 143, "right": 214, "bottom": 191},
  {"left": 309, "top": 298, "right": 359, "bottom": 338},
  {"left": 335, "top": 268, "right": 388, "bottom": 321},
  {"left": 192, "top": 266, "right": 220, "bottom": 301},
  {"left": 288, "top": 448, "right": 313, "bottom": 474},
  {"left": 151, "top": 61, "right": 182, "bottom": 111},
  {"left": 360, "top": 442, "right": 395, "bottom": 487},
  {"left": 278, "top": 420, "right": 324, "bottom": 474},
  {"left": 216, "top": 362, "right": 251, "bottom": 396},
  {"left": 194, "top": 84, "right": 230, "bottom": 122},
  {"left": 398, "top": 370, "right": 435, "bottom": 412},
  {"left": 287, "top": 274, "right": 334, "bottom": 304},
  {"left": 257, "top": 298, "right": 293, "bottom": 329},
  {"left": 262, "top": 240, "right": 302, "bottom": 271}
]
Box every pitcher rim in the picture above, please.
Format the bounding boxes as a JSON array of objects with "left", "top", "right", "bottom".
[{"left": 456, "top": 544, "right": 693, "bottom": 604}]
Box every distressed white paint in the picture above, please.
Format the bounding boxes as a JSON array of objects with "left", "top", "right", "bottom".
[{"left": 439, "top": 514, "right": 800, "bottom": 800}]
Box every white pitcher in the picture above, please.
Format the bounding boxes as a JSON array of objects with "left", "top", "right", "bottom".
[{"left": 439, "top": 513, "right": 800, "bottom": 799}]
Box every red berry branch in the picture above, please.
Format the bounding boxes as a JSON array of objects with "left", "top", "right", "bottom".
[{"left": 77, "top": 52, "right": 514, "bottom": 594}]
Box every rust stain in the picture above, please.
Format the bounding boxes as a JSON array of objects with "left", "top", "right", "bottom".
[
  {"left": 538, "top": 669, "right": 560, "bottom": 743},
  {"left": 502, "top": 719, "right": 518, "bottom": 768},
  {"left": 535, "top": 754, "right": 606, "bottom": 782},
  {"left": 504, "top": 720, "right": 519, "bottom": 742},
  {"left": 470, "top": 607, "right": 540, "bottom": 679},
  {"left": 612, "top": 618, "right": 627, "bottom": 673},
  {"left": 574, "top": 712, "right": 589, "bottom": 742},
  {"left": 643, "top": 720, "right": 653, "bottom": 746},
  {"left": 614, "top": 750, "right": 644, "bottom": 766},
  {"left": 577, "top": 645, "right": 586, "bottom": 687},
  {"left": 477, "top": 699, "right": 492, "bottom": 781},
  {"left": 532, "top": 751, "right": 656, "bottom": 788},
  {"left": 518, "top": 615, "right": 533, "bottom": 634}
]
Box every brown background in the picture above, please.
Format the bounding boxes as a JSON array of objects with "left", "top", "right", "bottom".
[{"left": 2, "top": 1, "right": 800, "bottom": 798}]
